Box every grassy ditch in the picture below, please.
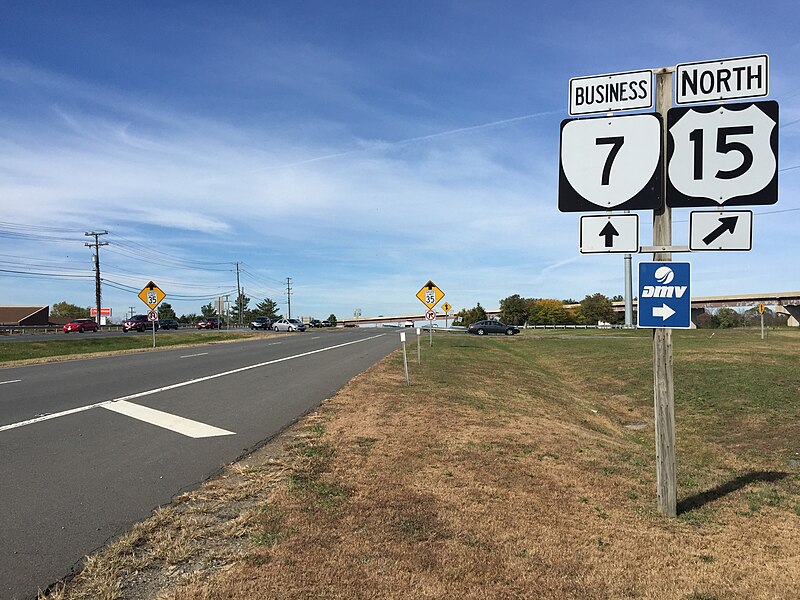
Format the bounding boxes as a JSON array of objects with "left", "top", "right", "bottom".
[
  {"left": 45, "top": 328, "right": 800, "bottom": 599},
  {"left": 0, "top": 331, "right": 266, "bottom": 365}
]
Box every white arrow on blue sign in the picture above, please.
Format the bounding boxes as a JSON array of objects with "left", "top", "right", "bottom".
[{"left": 637, "top": 262, "right": 692, "bottom": 329}]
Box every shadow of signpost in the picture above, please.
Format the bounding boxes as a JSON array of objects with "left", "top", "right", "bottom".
[{"left": 677, "top": 471, "right": 789, "bottom": 515}]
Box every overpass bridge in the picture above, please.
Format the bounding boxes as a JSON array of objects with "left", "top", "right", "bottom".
[{"left": 338, "top": 292, "right": 800, "bottom": 328}]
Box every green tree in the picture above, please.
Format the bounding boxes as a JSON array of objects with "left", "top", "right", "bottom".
[
  {"left": 327, "top": 314, "right": 338, "bottom": 326},
  {"left": 528, "top": 299, "right": 568, "bottom": 325},
  {"left": 179, "top": 313, "right": 198, "bottom": 325},
  {"left": 231, "top": 294, "right": 251, "bottom": 324},
  {"left": 695, "top": 312, "right": 718, "bottom": 329},
  {"left": 455, "top": 303, "right": 487, "bottom": 326},
  {"left": 499, "top": 294, "right": 529, "bottom": 325},
  {"left": 51, "top": 301, "right": 88, "bottom": 319},
  {"left": 200, "top": 303, "right": 216, "bottom": 317},
  {"left": 253, "top": 298, "right": 280, "bottom": 319},
  {"left": 715, "top": 307, "right": 743, "bottom": 329},
  {"left": 578, "top": 293, "right": 614, "bottom": 324},
  {"left": 157, "top": 302, "right": 176, "bottom": 320}
]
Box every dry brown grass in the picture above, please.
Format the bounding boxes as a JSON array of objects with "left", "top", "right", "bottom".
[{"left": 48, "top": 332, "right": 800, "bottom": 599}]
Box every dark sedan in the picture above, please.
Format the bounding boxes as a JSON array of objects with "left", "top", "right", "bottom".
[
  {"left": 467, "top": 320, "right": 520, "bottom": 336},
  {"left": 157, "top": 319, "right": 179, "bottom": 330}
]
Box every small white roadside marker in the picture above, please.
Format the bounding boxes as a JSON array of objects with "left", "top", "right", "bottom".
[{"left": 0, "top": 379, "right": 22, "bottom": 385}]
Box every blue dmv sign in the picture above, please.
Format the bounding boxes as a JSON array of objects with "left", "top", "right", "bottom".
[{"left": 638, "top": 262, "right": 692, "bottom": 329}]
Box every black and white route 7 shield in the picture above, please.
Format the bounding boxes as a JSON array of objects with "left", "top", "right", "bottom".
[
  {"left": 559, "top": 113, "right": 662, "bottom": 212},
  {"left": 667, "top": 100, "right": 778, "bottom": 207}
]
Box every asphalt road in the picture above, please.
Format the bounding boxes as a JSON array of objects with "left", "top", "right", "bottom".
[{"left": 0, "top": 329, "right": 398, "bottom": 600}]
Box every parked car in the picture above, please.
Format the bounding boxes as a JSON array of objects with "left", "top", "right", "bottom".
[
  {"left": 157, "top": 318, "right": 179, "bottom": 330},
  {"left": 250, "top": 316, "right": 274, "bottom": 330},
  {"left": 198, "top": 317, "right": 224, "bottom": 329},
  {"left": 272, "top": 318, "right": 307, "bottom": 332},
  {"left": 122, "top": 315, "right": 153, "bottom": 333},
  {"left": 467, "top": 320, "right": 520, "bottom": 336},
  {"left": 321, "top": 320, "right": 332, "bottom": 327},
  {"left": 63, "top": 318, "right": 99, "bottom": 333},
  {"left": 309, "top": 319, "right": 323, "bottom": 328}
]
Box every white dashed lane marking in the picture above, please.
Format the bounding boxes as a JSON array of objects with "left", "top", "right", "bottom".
[
  {"left": 0, "top": 380, "right": 22, "bottom": 385},
  {"left": 180, "top": 352, "right": 209, "bottom": 359}
]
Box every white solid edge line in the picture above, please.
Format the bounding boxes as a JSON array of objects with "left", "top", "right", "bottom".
[
  {"left": 0, "top": 333, "right": 386, "bottom": 434},
  {"left": 102, "top": 400, "right": 235, "bottom": 438},
  {"left": 0, "top": 379, "right": 22, "bottom": 385}
]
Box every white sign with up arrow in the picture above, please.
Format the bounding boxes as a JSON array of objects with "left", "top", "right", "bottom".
[
  {"left": 689, "top": 210, "right": 753, "bottom": 251},
  {"left": 580, "top": 214, "right": 639, "bottom": 254}
]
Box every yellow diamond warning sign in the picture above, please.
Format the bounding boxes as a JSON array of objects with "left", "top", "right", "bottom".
[
  {"left": 441, "top": 302, "right": 452, "bottom": 314},
  {"left": 138, "top": 281, "right": 166, "bottom": 309},
  {"left": 416, "top": 280, "right": 444, "bottom": 309}
]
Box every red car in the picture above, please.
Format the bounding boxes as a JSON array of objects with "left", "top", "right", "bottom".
[
  {"left": 63, "top": 318, "right": 99, "bottom": 333},
  {"left": 198, "top": 317, "right": 225, "bottom": 329}
]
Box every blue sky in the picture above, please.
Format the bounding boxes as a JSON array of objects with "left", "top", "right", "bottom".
[{"left": 1, "top": 2, "right": 798, "bottom": 321}]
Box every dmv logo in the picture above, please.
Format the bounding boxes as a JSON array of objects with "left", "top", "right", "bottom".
[
  {"left": 638, "top": 262, "right": 692, "bottom": 329},
  {"left": 641, "top": 266, "right": 688, "bottom": 299}
]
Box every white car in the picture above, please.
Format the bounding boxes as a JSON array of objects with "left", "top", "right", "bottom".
[
  {"left": 403, "top": 320, "right": 414, "bottom": 328},
  {"left": 272, "top": 318, "right": 307, "bottom": 332}
]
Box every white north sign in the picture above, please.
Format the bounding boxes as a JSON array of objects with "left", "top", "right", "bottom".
[
  {"left": 676, "top": 55, "right": 768, "bottom": 105},
  {"left": 569, "top": 69, "right": 652, "bottom": 116}
]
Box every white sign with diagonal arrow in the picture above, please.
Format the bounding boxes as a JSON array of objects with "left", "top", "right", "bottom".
[
  {"left": 689, "top": 210, "right": 753, "bottom": 251},
  {"left": 579, "top": 214, "right": 639, "bottom": 253}
]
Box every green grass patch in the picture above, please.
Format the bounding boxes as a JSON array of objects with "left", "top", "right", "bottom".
[
  {"left": 0, "top": 331, "right": 262, "bottom": 363},
  {"left": 413, "top": 328, "right": 800, "bottom": 519}
]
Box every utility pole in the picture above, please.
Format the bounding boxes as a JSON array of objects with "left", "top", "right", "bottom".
[
  {"left": 85, "top": 231, "right": 108, "bottom": 327},
  {"left": 286, "top": 277, "right": 292, "bottom": 319},
  {"left": 233, "top": 262, "right": 243, "bottom": 327}
]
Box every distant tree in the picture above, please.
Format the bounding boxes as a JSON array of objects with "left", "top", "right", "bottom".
[
  {"left": 528, "top": 299, "right": 568, "bottom": 325},
  {"left": 611, "top": 295, "right": 624, "bottom": 302},
  {"left": 51, "top": 301, "right": 88, "bottom": 319},
  {"left": 327, "top": 314, "right": 338, "bottom": 326},
  {"left": 179, "top": 313, "right": 198, "bottom": 325},
  {"left": 578, "top": 293, "right": 614, "bottom": 324},
  {"left": 562, "top": 298, "right": 579, "bottom": 305},
  {"left": 743, "top": 306, "right": 777, "bottom": 327},
  {"left": 157, "top": 302, "right": 176, "bottom": 320},
  {"left": 695, "top": 312, "right": 718, "bottom": 329},
  {"left": 200, "top": 303, "right": 216, "bottom": 317},
  {"left": 231, "top": 294, "right": 251, "bottom": 324},
  {"left": 254, "top": 298, "right": 280, "bottom": 319},
  {"left": 715, "top": 307, "right": 743, "bottom": 329},
  {"left": 456, "top": 303, "right": 487, "bottom": 326},
  {"left": 499, "top": 294, "right": 529, "bottom": 325}
]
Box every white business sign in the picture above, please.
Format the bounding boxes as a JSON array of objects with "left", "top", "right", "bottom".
[
  {"left": 689, "top": 210, "right": 753, "bottom": 251},
  {"left": 569, "top": 69, "right": 652, "bottom": 116},
  {"left": 676, "top": 55, "right": 768, "bottom": 105},
  {"left": 580, "top": 214, "right": 639, "bottom": 254},
  {"left": 559, "top": 113, "right": 662, "bottom": 212},
  {"left": 667, "top": 101, "right": 778, "bottom": 207}
]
